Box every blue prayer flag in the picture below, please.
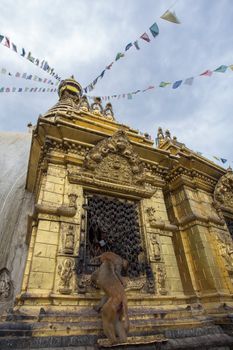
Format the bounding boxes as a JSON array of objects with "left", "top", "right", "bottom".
[
  {"left": 172, "top": 80, "right": 182, "bottom": 89},
  {"left": 149, "top": 22, "right": 159, "bottom": 38}
]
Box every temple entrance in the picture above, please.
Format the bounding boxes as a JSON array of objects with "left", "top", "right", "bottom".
[{"left": 77, "top": 193, "right": 155, "bottom": 293}]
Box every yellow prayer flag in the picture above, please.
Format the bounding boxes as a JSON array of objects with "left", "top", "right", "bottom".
[
  {"left": 160, "top": 10, "right": 180, "bottom": 24},
  {"left": 229, "top": 65, "right": 233, "bottom": 71}
]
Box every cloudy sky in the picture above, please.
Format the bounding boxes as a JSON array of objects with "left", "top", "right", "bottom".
[{"left": 0, "top": 0, "right": 232, "bottom": 167}]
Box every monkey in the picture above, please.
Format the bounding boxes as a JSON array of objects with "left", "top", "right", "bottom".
[{"left": 91, "top": 252, "right": 129, "bottom": 344}]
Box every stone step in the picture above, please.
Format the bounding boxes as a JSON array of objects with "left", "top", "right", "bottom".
[
  {"left": 0, "top": 315, "right": 213, "bottom": 339},
  {"left": 2, "top": 306, "right": 203, "bottom": 324}
]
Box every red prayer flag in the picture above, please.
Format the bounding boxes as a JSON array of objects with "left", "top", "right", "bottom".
[
  {"left": 200, "top": 70, "right": 212, "bottom": 77},
  {"left": 140, "top": 32, "right": 150, "bottom": 42}
]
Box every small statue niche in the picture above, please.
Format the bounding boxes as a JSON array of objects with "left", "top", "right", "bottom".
[
  {"left": 103, "top": 103, "right": 114, "bottom": 120},
  {"left": 64, "top": 225, "right": 75, "bottom": 254},
  {"left": 58, "top": 259, "right": 74, "bottom": 294},
  {"left": 91, "top": 97, "right": 103, "bottom": 114}
]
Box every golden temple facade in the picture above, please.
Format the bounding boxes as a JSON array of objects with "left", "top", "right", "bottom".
[{"left": 1, "top": 77, "right": 233, "bottom": 349}]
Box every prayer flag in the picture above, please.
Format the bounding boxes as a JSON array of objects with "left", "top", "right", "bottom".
[
  {"left": 6, "top": 88, "right": 10, "bottom": 92},
  {"left": 213, "top": 156, "right": 220, "bottom": 161},
  {"left": 0, "top": 35, "right": 4, "bottom": 43},
  {"left": 30, "top": 88, "right": 34, "bottom": 92},
  {"left": 27, "top": 52, "right": 35, "bottom": 63},
  {"left": 184, "top": 77, "right": 194, "bottom": 86},
  {"left": 160, "top": 10, "right": 180, "bottom": 24},
  {"left": 93, "top": 77, "right": 98, "bottom": 85},
  {"left": 34, "top": 88, "right": 38, "bottom": 92},
  {"left": 100, "top": 70, "right": 105, "bottom": 78},
  {"left": 127, "top": 93, "right": 132, "bottom": 99},
  {"left": 149, "top": 22, "right": 159, "bottom": 37},
  {"left": 35, "top": 59, "right": 39, "bottom": 65},
  {"left": 229, "top": 65, "right": 233, "bottom": 71},
  {"left": 25, "top": 87, "right": 29, "bottom": 92},
  {"left": 200, "top": 70, "right": 212, "bottom": 77},
  {"left": 22, "top": 73, "right": 27, "bottom": 79},
  {"left": 43, "top": 78, "right": 47, "bottom": 83},
  {"left": 4, "top": 37, "right": 10, "bottom": 48},
  {"left": 159, "top": 81, "right": 171, "bottom": 87},
  {"left": 15, "top": 72, "right": 20, "bottom": 77},
  {"left": 21, "top": 48, "right": 26, "bottom": 57},
  {"left": 12, "top": 43, "right": 17, "bottom": 52},
  {"left": 115, "top": 52, "right": 124, "bottom": 61},
  {"left": 172, "top": 80, "right": 182, "bottom": 89},
  {"left": 1, "top": 68, "right": 7, "bottom": 74},
  {"left": 221, "top": 158, "right": 227, "bottom": 164},
  {"left": 140, "top": 32, "right": 150, "bottom": 42},
  {"left": 125, "top": 43, "right": 133, "bottom": 51},
  {"left": 18, "top": 88, "right": 23, "bottom": 92},
  {"left": 134, "top": 41, "right": 140, "bottom": 50},
  {"left": 143, "top": 86, "right": 155, "bottom": 92},
  {"left": 12, "top": 87, "right": 16, "bottom": 92},
  {"left": 27, "top": 75, "right": 32, "bottom": 80},
  {"left": 0, "top": 87, "right": 4, "bottom": 92},
  {"left": 214, "top": 65, "right": 228, "bottom": 73},
  {"left": 106, "top": 62, "right": 114, "bottom": 69}
]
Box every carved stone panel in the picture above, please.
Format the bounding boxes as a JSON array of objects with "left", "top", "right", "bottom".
[
  {"left": 214, "top": 168, "right": 233, "bottom": 212},
  {"left": 59, "top": 223, "right": 79, "bottom": 256},
  {"left": 82, "top": 129, "right": 146, "bottom": 186},
  {"left": 0, "top": 269, "right": 13, "bottom": 302},
  {"left": 58, "top": 258, "right": 75, "bottom": 294}
]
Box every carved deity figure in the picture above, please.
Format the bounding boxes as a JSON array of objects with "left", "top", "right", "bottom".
[
  {"left": 64, "top": 225, "right": 75, "bottom": 254},
  {"left": 91, "top": 97, "right": 103, "bottom": 114},
  {"left": 103, "top": 103, "right": 114, "bottom": 120},
  {"left": 151, "top": 234, "right": 161, "bottom": 260},
  {"left": 157, "top": 265, "right": 167, "bottom": 295},
  {"left": 58, "top": 259, "right": 73, "bottom": 293},
  {"left": 146, "top": 207, "right": 157, "bottom": 225},
  {"left": 68, "top": 193, "right": 78, "bottom": 209},
  {"left": 0, "top": 269, "right": 11, "bottom": 300}
]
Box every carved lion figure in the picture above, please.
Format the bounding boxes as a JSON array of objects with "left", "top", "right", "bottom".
[{"left": 91, "top": 252, "right": 129, "bottom": 344}]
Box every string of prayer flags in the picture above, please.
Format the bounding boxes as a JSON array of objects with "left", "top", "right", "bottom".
[
  {"left": 0, "top": 86, "right": 57, "bottom": 93},
  {"left": 0, "top": 67, "right": 59, "bottom": 85},
  {"left": 160, "top": 10, "right": 180, "bottom": 24},
  {"left": 0, "top": 34, "right": 61, "bottom": 82},
  {"left": 87, "top": 63, "right": 233, "bottom": 101},
  {"left": 84, "top": 20, "right": 160, "bottom": 91}
]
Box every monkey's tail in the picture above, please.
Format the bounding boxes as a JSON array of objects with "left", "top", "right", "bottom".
[{"left": 123, "top": 297, "right": 130, "bottom": 333}]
